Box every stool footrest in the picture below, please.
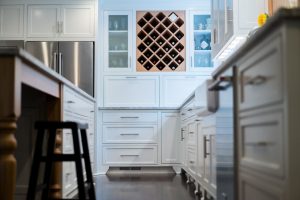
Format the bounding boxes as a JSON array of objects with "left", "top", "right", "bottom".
[{"left": 40, "top": 154, "right": 85, "bottom": 162}]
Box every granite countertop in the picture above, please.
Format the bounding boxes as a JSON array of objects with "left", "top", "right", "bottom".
[
  {"left": 0, "top": 47, "right": 95, "bottom": 102},
  {"left": 211, "top": 8, "right": 300, "bottom": 78}
]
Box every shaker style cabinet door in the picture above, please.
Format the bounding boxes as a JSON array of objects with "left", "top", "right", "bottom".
[
  {"left": 27, "top": 5, "right": 60, "bottom": 38},
  {"left": 60, "top": 5, "right": 95, "bottom": 38},
  {"left": 189, "top": 11, "right": 214, "bottom": 72},
  {"left": 103, "top": 11, "right": 132, "bottom": 72},
  {"left": 160, "top": 75, "right": 206, "bottom": 107},
  {"left": 27, "top": 5, "right": 95, "bottom": 38},
  {"left": 103, "top": 76, "right": 159, "bottom": 107},
  {"left": 161, "top": 113, "right": 181, "bottom": 164},
  {"left": 0, "top": 5, "right": 24, "bottom": 38}
]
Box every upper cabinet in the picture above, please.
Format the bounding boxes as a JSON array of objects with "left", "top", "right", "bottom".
[
  {"left": 211, "top": 0, "right": 267, "bottom": 59},
  {"left": 27, "top": 5, "right": 95, "bottom": 39},
  {"left": 103, "top": 11, "right": 132, "bottom": 72},
  {"left": 189, "top": 11, "right": 213, "bottom": 73},
  {"left": 0, "top": 5, "right": 24, "bottom": 38}
]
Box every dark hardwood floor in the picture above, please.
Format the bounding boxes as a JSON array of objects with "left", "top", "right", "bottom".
[{"left": 94, "top": 173, "right": 198, "bottom": 200}]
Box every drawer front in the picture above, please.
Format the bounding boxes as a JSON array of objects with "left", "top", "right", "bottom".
[
  {"left": 103, "top": 146, "right": 158, "bottom": 165},
  {"left": 239, "top": 173, "right": 283, "bottom": 200},
  {"left": 239, "top": 111, "right": 284, "bottom": 177},
  {"left": 180, "top": 98, "right": 196, "bottom": 121},
  {"left": 103, "top": 125, "right": 158, "bottom": 144},
  {"left": 64, "top": 86, "right": 95, "bottom": 117},
  {"left": 187, "top": 146, "right": 197, "bottom": 175},
  {"left": 103, "top": 112, "right": 158, "bottom": 123},
  {"left": 187, "top": 122, "right": 197, "bottom": 146},
  {"left": 238, "top": 35, "right": 282, "bottom": 110}
]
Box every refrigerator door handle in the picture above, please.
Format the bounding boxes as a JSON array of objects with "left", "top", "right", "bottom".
[
  {"left": 59, "top": 52, "right": 63, "bottom": 74},
  {"left": 53, "top": 52, "right": 58, "bottom": 72}
]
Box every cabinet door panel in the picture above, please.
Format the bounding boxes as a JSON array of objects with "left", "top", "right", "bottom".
[
  {"left": 0, "top": 5, "right": 24, "bottom": 37},
  {"left": 161, "top": 75, "right": 206, "bottom": 107},
  {"left": 61, "top": 5, "right": 94, "bottom": 37},
  {"left": 161, "top": 113, "right": 180, "bottom": 164},
  {"left": 104, "top": 11, "right": 132, "bottom": 72},
  {"left": 27, "top": 5, "right": 59, "bottom": 37},
  {"left": 104, "top": 76, "right": 159, "bottom": 107}
]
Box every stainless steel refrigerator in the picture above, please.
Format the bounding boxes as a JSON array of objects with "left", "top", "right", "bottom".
[{"left": 25, "top": 41, "right": 94, "bottom": 96}]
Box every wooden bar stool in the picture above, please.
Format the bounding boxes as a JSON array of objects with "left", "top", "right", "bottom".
[{"left": 26, "top": 121, "right": 96, "bottom": 200}]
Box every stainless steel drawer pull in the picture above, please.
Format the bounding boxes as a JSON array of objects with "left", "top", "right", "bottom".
[
  {"left": 125, "top": 76, "right": 137, "bottom": 79},
  {"left": 120, "top": 154, "right": 140, "bottom": 157},
  {"left": 190, "top": 161, "right": 195, "bottom": 164},
  {"left": 208, "top": 76, "right": 233, "bottom": 91},
  {"left": 181, "top": 113, "right": 186, "bottom": 116},
  {"left": 189, "top": 131, "right": 194, "bottom": 134},
  {"left": 245, "top": 75, "right": 267, "bottom": 86},
  {"left": 195, "top": 119, "right": 201, "bottom": 122},
  {"left": 204, "top": 136, "right": 210, "bottom": 158},
  {"left": 120, "top": 133, "right": 139, "bottom": 136},
  {"left": 67, "top": 100, "right": 75, "bottom": 104},
  {"left": 187, "top": 108, "right": 193, "bottom": 111},
  {"left": 120, "top": 116, "right": 139, "bottom": 119},
  {"left": 245, "top": 141, "right": 270, "bottom": 146}
]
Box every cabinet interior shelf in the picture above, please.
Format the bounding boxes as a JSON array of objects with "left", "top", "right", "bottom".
[
  {"left": 109, "top": 50, "right": 128, "bottom": 53},
  {"left": 194, "top": 50, "right": 211, "bottom": 53},
  {"left": 194, "top": 30, "right": 211, "bottom": 33},
  {"left": 109, "top": 30, "right": 128, "bottom": 33}
]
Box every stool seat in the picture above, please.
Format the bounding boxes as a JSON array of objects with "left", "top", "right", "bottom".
[{"left": 27, "top": 121, "right": 96, "bottom": 200}]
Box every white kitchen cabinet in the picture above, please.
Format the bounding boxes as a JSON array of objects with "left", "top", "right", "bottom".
[
  {"left": 27, "top": 5, "right": 94, "bottom": 38},
  {"left": 160, "top": 75, "right": 206, "bottom": 107},
  {"left": 211, "top": 0, "right": 267, "bottom": 59},
  {"left": 103, "top": 145, "right": 158, "bottom": 165},
  {"left": 189, "top": 11, "right": 214, "bottom": 72},
  {"left": 104, "top": 11, "right": 132, "bottom": 72},
  {"left": 104, "top": 76, "right": 159, "bottom": 107},
  {"left": 101, "top": 110, "right": 159, "bottom": 166},
  {"left": 161, "top": 112, "right": 180, "bottom": 164},
  {"left": 0, "top": 5, "right": 24, "bottom": 38},
  {"left": 62, "top": 85, "right": 95, "bottom": 198},
  {"left": 233, "top": 16, "right": 300, "bottom": 200}
]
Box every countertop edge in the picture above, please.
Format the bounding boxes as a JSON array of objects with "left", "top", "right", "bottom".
[{"left": 0, "top": 47, "right": 96, "bottom": 103}]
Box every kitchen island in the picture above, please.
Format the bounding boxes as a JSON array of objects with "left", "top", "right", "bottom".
[{"left": 0, "top": 48, "right": 95, "bottom": 200}]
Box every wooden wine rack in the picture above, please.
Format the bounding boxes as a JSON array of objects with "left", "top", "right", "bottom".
[{"left": 136, "top": 11, "right": 186, "bottom": 72}]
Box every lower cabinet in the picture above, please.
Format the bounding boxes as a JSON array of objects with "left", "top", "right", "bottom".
[
  {"left": 100, "top": 110, "right": 181, "bottom": 168},
  {"left": 62, "top": 85, "right": 95, "bottom": 198},
  {"left": 161, "top": 112, "right": 181, "bottom": 164},
  {"left": 180, "top": 96, "right": 217, "bottom": 198}
]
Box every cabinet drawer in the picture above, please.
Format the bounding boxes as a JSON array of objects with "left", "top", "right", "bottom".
[
  {"left": 238, "top": 35, "right": 283, "bottom": 110},
  {"left": 239, "top": 173, "right": 283, "bottom": 200},
  {"left": 103, "top": 125, "right": 158, "bottom": 144},
  {"left": 180, "top": 98, "right": 197, "bottom": 121},
  {"left": 103, "top": 112, "right": 158, "bottom": 123},
  {"left": 187, "top": 122, "right": 197, "bottom": 146},
  {"left": 187, "top": 146, "right": 197, "bottom": 175},
  {"left": 239, "top": 111, "right": 284, "bottom": 177},
  {"left": 103, "top": 146, "right": 158, "bottom": 165}
]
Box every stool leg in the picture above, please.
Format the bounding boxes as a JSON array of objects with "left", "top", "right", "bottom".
[
  {"left": 72, "top": 127, "right": 86, "bottom": 200},
  {"left": 80, "top": 129, "right": 96, "bottom": 200},
  {"left": 27, "top": 129, "right": 45, "bottom": 200},
  {"left": 41, "top": 128, "right": 57, "bottom": 200}
]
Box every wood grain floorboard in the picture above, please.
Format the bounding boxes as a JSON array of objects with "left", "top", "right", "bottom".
[{"left": 94, "top": 174, "right": 198, "bottom": 200}]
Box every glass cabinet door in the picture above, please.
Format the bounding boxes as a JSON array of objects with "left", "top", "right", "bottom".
[
  {"left": 104, "top": 11, "right": 132, "bottom": 72},
  {"left": 190, "top": 12, "right": 213, "bottom": 72}
]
